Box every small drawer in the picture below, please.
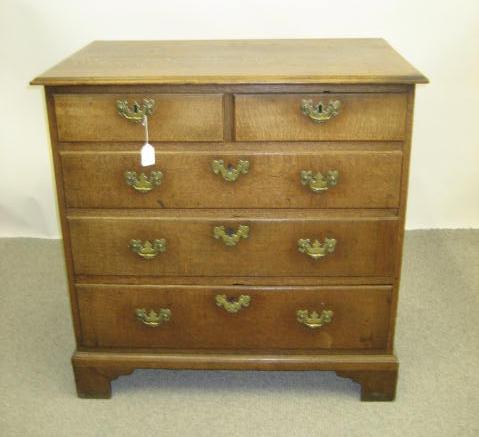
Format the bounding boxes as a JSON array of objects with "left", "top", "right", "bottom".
[
  {"left": 60, "top": 144, "right": 402, "bottom": 209},
  {"left": 234, "top": 93, "right": 407, "bottom": 141},
  {"left": 54, "top": 93, "right": 224, "bottom": 142},
  {"left": 68, "top": 211, "right": 399, "bottom": 277},
  {"left": 77, "top": 284, "right": 392, "bottom": 350}
]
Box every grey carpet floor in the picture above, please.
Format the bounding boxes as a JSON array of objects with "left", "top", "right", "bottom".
[{"left": 0, "top": 230, "right": 478, "bottom": 437}]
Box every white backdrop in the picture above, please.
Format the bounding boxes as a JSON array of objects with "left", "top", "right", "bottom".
[{"left": 1, "top": 0, "right": 478, "bottom": 237}]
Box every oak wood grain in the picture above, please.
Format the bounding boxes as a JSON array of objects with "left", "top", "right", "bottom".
[
  {"left": 71, "top": 349, "right": 398, "bottom": 400},
  {"left": 77, "top": 284, "right": 392, "bottom": 350},
  {"left": 48, "top": 83, "right": 412, "bottom": 95},
  {"left": 72, "top": 364, "right": 133, "bottom": 399},
  {"left": 67, "top": 211, "right": 399, "bottom": 277},
  {"left": 31, "top": 39, "right": 428, "bottom": 86},
  {"left": 44, "top": 88, "right": 83, "bottom": 344},
  {"left": 235, "top": 93, "right": 408, "bottom": 141},
  {"left": 336, "top": 369, "right": 398, "bottom": 401},
  {"left": 54, "top": 93, "right": 224, "bottom": 142},
  {"left": 32, "top": 38, "right": 426, "bottom": 400},
  {"left": 60, "top": 144, "right": 403, "bottom": 209},
  {"left": 75, "top": 275, "right": 394, "bottom": 287},
  {"left": 386, "top": 87, "right": 416, "bottom": 349},
  {"left": 73, "top": 350, "right": 399, "bottom": 371}
]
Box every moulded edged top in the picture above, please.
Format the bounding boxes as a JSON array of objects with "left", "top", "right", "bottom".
[{"left": 31, "top": 38, "right": 428, "bottom": 86}]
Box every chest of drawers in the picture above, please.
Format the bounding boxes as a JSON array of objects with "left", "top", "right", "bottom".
[{"left": 32, "top": 39, "right": 427, "bottom": 401}]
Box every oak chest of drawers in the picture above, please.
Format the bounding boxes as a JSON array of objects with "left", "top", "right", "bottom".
[{"left": 32, "top": 39, "right": 427, "bottom": 401}]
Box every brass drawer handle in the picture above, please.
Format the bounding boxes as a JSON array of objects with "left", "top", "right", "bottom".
[
  {"left": 129, "top": 239, "right": 167, "bottom": 259},
  {"left": 297, "top": 309, "right": 333, "bottom": 329},
  {"left": 125, "top": 170, "right": 163, "bottom": 193},
  {"left": 215, "top": 294, "right": 251, "bottom": 313},
  {"left": 301, "top": 99, "right": 341, "bottom": 124},
  {"left": 298, "top": 237, "right": 336, "bottom": 260},
  {"left": 211, "top": 159, "right": 250, "bottom": 182},
  {"left": 300, "top": 170, "right": 339, "bottom": 193},
  {"left": 116, "top": 98, "right": 155, "bottom": 123},
  {"left": 135, "top": 308, "right": 171, "bottom": 327},
  {"left": 213, "top": 225, "right": 249, "bottom": 247}
]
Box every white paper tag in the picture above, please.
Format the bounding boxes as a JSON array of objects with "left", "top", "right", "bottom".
[{"left": 141, "top": 142, "right": 155, "bottom": 166}]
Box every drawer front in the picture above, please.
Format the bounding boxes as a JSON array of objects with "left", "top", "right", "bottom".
[
  {"left": 68, "top": 213, "right": 399, "bottom": 277},
  {"left": 61, "top": 146, "right": 402, "bottom": 209},
  {"left": 54, "top": 94, "right": 224, "bottom": 141},
  {"left": 78, "top": 285, "right": 392, "bottom": 350},
  {"left": 235, "top": 93, "right": 407, "bottom": 141}
]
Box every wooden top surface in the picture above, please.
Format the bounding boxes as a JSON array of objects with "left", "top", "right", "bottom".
[{"left": 31, "top": 39, "right": 428, "bottom": 86}]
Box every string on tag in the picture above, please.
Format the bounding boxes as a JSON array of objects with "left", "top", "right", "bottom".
[{"left": 140, "top": 114, "right": 155, "bottom": 167}]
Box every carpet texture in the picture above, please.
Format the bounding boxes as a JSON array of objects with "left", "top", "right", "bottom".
[{"left": 0, "top": 230, "right": 478, "bottom": 436}]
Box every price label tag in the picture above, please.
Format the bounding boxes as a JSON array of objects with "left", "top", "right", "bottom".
[
  {"left": 141, "top": 142, "right": 155, "bottom": 166},
  {"left": 140, "top": 115, "right": 155, "bottom": 166}
]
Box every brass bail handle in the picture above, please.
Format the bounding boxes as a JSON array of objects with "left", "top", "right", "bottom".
[
  {"left": 301, "top": 99, "right": 341, "bottom": 124},
  {"left": 129, "top": 239, "right": 167, "bottom": 259},
  {"left": 125, "top": 170, "right": 163, "bottom": 193},
  {"left": 297, "top": 237, "right": 336, "bottom": 260},
  {"left": 117, "top": 98, "right": 158, "bottom": 182},
  {"left": 116, "top": 98, "right": 155, "bottom": 123},
  {"left": 213, "top": 225, "right": 250, "bottom": 247},
  {"left": 215, "top": 294, "right": 251, "bottom": 313},
  {"left": 296, "top": 309, "right": 333, "bottom": 329},
  {"left": 135, "top": 308, "right": 171, "bottom": 327},
  {"left": 300, "top": 170, "right": 339, "bottom": 193},
  {"left": 212, "top": 159, "right": 250, "bottom": 182}
]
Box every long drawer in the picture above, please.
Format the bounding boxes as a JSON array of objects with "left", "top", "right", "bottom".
[
  {"left": 235, "top": 93, "right": 407, "bottom": 141},
  {"left": 60, "top": 144, "right": 402, "bottom": 209},
  {"left": 77, "top": 284, "right": 392, "bottom": 350},
  {"left": 54, "top": 94, "right": 224, "bottom": 141},
  {"left": 68, "top": 211, "right": 399, "bottom": 277}
]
